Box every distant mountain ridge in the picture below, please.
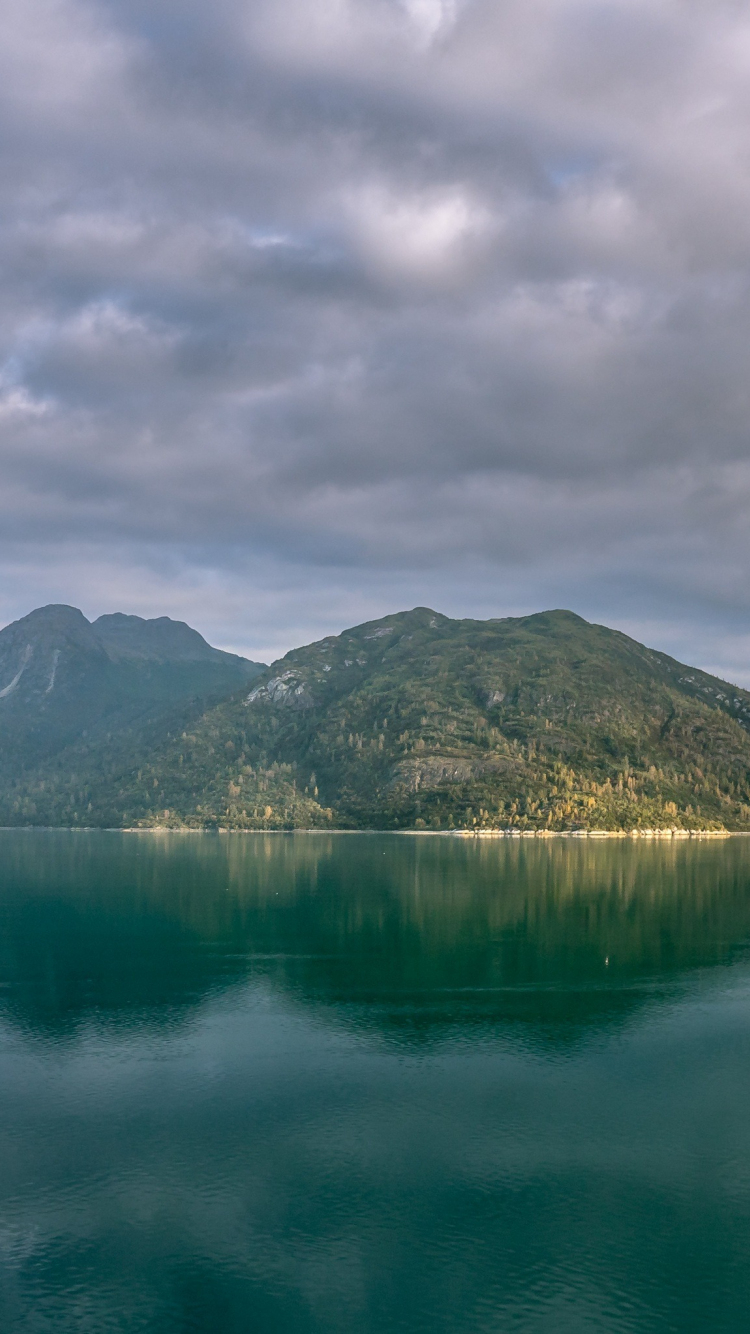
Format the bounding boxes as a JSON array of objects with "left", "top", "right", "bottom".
[
  {"left": 92, "top": 612, "right": 245, "bottom": 664},
  {"left": 0, "top": 604, "right": 263, "bottom": 774},
  {"left": 3, "top": 605, "right": 750, "bottom": 832}
]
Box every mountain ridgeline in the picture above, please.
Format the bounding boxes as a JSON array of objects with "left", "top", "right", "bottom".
[
  {"left": 3, "top": 606, "right": 750, "bottom": 832},
  {"left": 0, "top": 604, "right": 263, "bottom": 777}
]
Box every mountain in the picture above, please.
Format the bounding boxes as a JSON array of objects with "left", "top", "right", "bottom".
[
  {"left": 92, "top": 613, "right": 244, "bottom": 664},
  {"left": 0, "top": 604, "right": 263, "bottom": 774},
  {"left": 3, "top": 606, "right": 750, "bottom": 832}
]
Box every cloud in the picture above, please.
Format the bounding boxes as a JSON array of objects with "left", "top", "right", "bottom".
[
  {"left": 1, "top": 0, "right": 750, "bottom": 675},
  {"left": 341, "top": 180, "right": 494, "bottom": 282}
]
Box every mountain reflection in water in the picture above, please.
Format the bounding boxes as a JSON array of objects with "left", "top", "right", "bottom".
[
  {"left": 1, "top": 831, "right": 750, "bottom": 1333},
  {"left": 1, "top": 830, "right": 749, "bottom": 1038}
]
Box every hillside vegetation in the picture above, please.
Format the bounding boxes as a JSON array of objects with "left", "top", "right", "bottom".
[
  {"left": 0, "top": 604, "right": 262, "bottom": 777},
  {"left": 4, "top": 607, "right": 750, "bottom": 832}
]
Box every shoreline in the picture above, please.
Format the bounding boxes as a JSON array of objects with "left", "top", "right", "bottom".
[{"left": 0, "top": 825, "right": 737, "bottom": 839}]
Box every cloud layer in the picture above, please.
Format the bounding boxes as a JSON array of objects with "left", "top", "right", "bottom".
[{"left": 3, "top": 0, "right": 750, "bottom": 673}]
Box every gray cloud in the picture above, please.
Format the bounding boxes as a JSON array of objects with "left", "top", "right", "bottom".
[{"left": 2, "top": 0, "right": 750, "bottom": 675}]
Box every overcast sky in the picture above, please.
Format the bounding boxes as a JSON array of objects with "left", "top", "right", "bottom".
[{"left": 3, "top": 0, "right": 750, "bottom": 675}]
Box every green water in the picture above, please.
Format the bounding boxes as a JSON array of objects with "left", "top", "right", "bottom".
[{"left": 1, "top": 831, "right": 750, "bottom": 1332}]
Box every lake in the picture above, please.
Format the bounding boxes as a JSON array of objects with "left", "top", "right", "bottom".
[{"left": 1, "top": 830, "right": 750, "bottom": 1332}]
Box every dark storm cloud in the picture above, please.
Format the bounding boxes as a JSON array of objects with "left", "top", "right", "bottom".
[{"left": 3, "top": 0, "right": 750, "bottom": 671}]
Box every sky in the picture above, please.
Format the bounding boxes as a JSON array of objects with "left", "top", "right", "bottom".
[{"left": 3, "top": 1, "right": 750, "bottom": 677}]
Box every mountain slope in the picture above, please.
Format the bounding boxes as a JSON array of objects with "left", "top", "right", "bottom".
[
  {"left": 92, "top": 613, "right": 243, "bottom": 664},
  {"left": 4, "top": 607, "right": 750, "bottom": 831},
  {"left": 0, "top": 604, "right": 263, "bottom": 774}
]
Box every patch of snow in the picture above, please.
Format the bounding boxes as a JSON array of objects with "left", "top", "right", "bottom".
[
  {"left": 46, "top": 649, "right": 60, "bottom": 694},
  {"left": 0, "top": 642, "right": 32, "bottom": 699},
  {"left": 0, "top": 644, "right": 33, "bottom": 699}
]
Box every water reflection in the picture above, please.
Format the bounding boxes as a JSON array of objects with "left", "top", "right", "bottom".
[
  {"left": 2, "top": 833, "right": 750, "bottom": 1333},
  {"left": 1, "top": 830, "right": 750, "bottom": 1040}
]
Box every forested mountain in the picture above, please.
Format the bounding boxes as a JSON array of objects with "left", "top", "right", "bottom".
[
  {"left": 3, "top": 606, "right": 750, "bottom": 832},
  {"left": 0, "top": 604, "right": 263, "bottom": 775}
]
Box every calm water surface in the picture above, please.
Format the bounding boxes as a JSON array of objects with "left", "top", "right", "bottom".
[{"left": 1, "top": 830, "right": 750, "bottom": 1332}]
